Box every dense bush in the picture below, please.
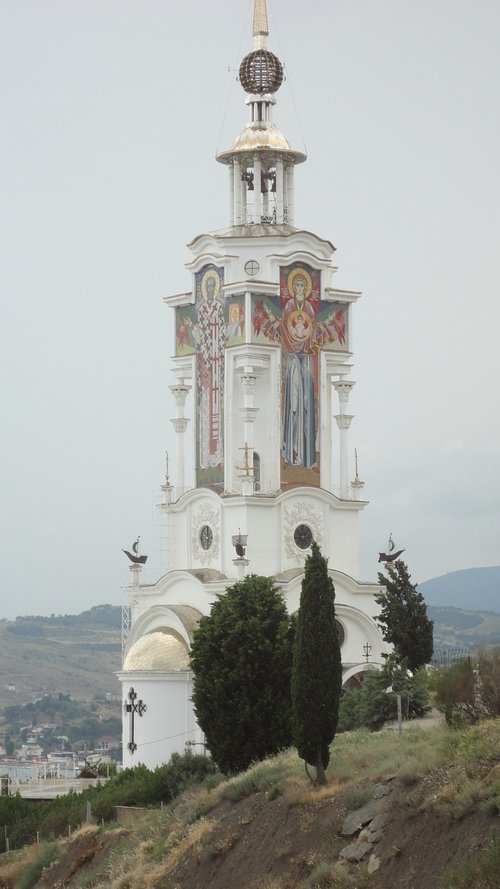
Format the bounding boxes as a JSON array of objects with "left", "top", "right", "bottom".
[
  {"left": 191, "top": 576, "right": 294, "bottom": 774},
  {"left": 432, "top": 649, "right": 500, "bottom": 725},
  {"left": 337, "top": 663, "right": 431, "bottom": 732}
]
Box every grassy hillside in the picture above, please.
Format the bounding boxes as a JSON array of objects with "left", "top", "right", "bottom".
[
  {"left": 0, "top": 605, "right": 122, "bottom": 712},
  {"left": 429, "top": 605, "right": 500, "bottom": 650},
  {"left": 1, "top": 718, "right": 499, "bottom": 889}
]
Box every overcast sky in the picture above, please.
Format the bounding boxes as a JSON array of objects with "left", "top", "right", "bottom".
[{"left": 1, "top": 0, "right": 499, "bottom": 619}]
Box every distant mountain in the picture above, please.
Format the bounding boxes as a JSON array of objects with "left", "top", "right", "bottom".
[
  {"left": 428, "top": 606, "right": 500, "bottom": 650},
  {"left": 419, "top": 567, "right": 500, "bottom": 613}
]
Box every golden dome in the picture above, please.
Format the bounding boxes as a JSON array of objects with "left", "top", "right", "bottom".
[
  {"left": 123, "top": 629, "right": 190, "bottom": 672},
  {"left": 232, "top": 123, "right": 290, "bottom": 153},
  {"left": 217, "top": 124, "right": 306, "bottom": 165}
]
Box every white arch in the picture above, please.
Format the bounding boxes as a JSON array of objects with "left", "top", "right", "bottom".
[
  {"left": 342, "top": 662, "right": 381, "bottom": 687},
  {"left": 124, "top": 604, "right": 204, "bottom": 658}
]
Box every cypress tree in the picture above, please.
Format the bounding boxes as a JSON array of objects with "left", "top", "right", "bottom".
[
  {"left": 376, "top": 559, "right": 433, "bottom": 672},
  {"left": 291, "top": 541, "right": 342, "bottom": 785}
]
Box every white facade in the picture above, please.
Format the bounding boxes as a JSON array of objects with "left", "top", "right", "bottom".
[{"left": 118, "top": 1, "right": 388, "bottom": 771}]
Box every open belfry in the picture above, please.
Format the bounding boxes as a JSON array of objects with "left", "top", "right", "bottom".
[{"left": 117, "top": 0, "right": 388, "bottom": 769}]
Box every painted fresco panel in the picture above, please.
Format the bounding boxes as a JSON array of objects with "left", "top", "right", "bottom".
[
  {"left": 225, "top": 294, "right": 246, "bottom": 347},
  {"left": 251, "top": 262, "right": 348, "bottom": 487},
  {"left": 175, "top": 264, "right": 226, "bottom": 489}
]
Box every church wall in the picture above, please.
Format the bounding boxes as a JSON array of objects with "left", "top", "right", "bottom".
[{"left": 119, "top": 672, "right": 203, "bottom": 771}]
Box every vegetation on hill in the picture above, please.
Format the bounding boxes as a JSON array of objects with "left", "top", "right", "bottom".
[
  {"left": 1, "top": 717, "right": 499, "bottom": 889},
  {"left": 0, "top": 605, "right": 121, "bottom": 716},
  {"left": 429, "top": 606, "right": 500, "bottom": 650},
  {"left": 2, "top": 694, "right": 121, "bottom": 755}
]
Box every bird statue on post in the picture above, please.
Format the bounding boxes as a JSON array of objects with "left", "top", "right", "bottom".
[{"left": 122, "top": 536, "right": 148, "bottom": 565}]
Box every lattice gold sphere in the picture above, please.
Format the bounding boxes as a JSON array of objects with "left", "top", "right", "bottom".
[{"left": 239, "top": 50, "right": 283, "bottom": 94}]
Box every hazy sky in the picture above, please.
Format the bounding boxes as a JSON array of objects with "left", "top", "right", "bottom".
[{"left": 1, "top": 0, "right": 499, "bottom": 619}]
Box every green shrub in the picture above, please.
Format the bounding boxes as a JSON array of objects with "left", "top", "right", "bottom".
[
  {"left": 338, "top": 664, "right": 430, "bottom": 732},
  {"left": 16, "top": 842, "right": 59, "bottom": 889}
]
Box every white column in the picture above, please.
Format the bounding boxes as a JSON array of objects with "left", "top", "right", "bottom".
[
  {"left": 333, "top": 380, "right": 355, "bottom": 500},
  {"left": 286, "top": 164, "right": 294, "bottom": 225},
  {"left": 334, "top": 414, "right": 353, "bottom": 499},
  {"left": 241, "top": 167, "right": 247, "bottom": 224},
  {"left": 171, "top": 418, "right": 189, "bottom": 493},
  {"left": 240, "top": 374, "right": 258, "bottom": 447},
  {"left": 238, "top": 373, "right": 259, "bottom": 496},
  {"left": 229, "top": 162, "right": 235, "bottom": 226},
  {"left": 169, "top": 383, "right": 191, "bottom": 495},
  {"left": 276, "top": 157, "right": 284, "bottom": 222},
  {"left": 253, "top": 154, "right": 262, "bottom": 223},
  {"left": 129, "top": 564, "right": 141, "bottom": 588},
  {"left": 232, "top": 556, "right": 249, "bottom": 580},
  {"left": 233, "top": 159, "right": 241, "bottom": 225}
]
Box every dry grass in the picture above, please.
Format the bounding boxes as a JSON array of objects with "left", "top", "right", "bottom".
[
  {"left": 104, "top": 816, "right": 216, "bottom": 889},
  {"left": 286, "top": 780, "right": 345, "bottom": 807},
  {"left": 0, "top": 844, "right": 41, "bottom": 888}
]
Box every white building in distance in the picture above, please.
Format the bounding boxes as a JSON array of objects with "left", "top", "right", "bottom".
[{"left": 117, "top": 0, "right": 388, "bottom": 771}]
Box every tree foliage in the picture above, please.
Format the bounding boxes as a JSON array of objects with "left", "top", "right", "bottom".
[
  {"left": 190, "top": 576, "right": 294, "bottom": 774},
  {"left": 432, "top": 648, "right": 500, "bottom": 725},
  {"left": 337, "top": 661, "right": 431, "bottom": 732},
  {"left": 291, "top": 542, "right": 342, "bottom": 784},
  {"left": 376, "top": 560, "right": 433, "bottom": 672}
]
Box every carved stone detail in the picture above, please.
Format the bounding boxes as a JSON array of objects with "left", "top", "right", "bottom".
[
  {"left": 240, "top": 374, "right": 257, "bottom": 395},
  {"left": 334, "top": 414, "right": 353, "bottom": 431},
  {"left": 333, "top": 380, "right": 355, "bottom": 404},
  {"left": 283, "top": 502, "right": 323, "bottom": 564},
  {"left": 171, "top": 417, "right": 190, "bottom": 434},
  {"left": 169, "top": 384, "right": 191, "bottom": 409},
  {"left": 191, "top": 502, "right": 220, "bottom": 566}
]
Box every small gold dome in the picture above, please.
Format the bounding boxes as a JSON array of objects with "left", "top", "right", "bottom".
[
  {"left": 123, "top": 630, "right": 190, "bottom": 672},
  {"left": 231, "top": 123, "right": 291, "bottom": 153}
]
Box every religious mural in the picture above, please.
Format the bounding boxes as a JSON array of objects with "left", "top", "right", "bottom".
[
  {"left": 251, "top": 262, "right": 348, "bottom": 487},
  {"left": 225, "top": 294, "right": 246, "bottom": 347},
  {"left": 175, "top": 264, "right": 226, "bottom": 488}
]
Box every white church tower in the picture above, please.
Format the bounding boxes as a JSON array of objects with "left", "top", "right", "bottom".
[{"left": 117, "top": 0, "right": 388, "bottom": 770}]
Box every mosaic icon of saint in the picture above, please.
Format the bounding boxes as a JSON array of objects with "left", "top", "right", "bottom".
[
  {"left": 280, "top": 268, "right": 317, "bottom": 468},
  {"left": 192, "top": 268, "right": 225, "bottom": 469}
]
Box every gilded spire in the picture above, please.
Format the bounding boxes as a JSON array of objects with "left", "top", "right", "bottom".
[{"left": 253, "top": 0, "right": 269, "bottom": 50}]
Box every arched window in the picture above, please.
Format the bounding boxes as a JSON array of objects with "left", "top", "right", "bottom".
[
  {"left": 253, "top": 451, "right": 261, "bottom": 490},
  {"left": 335, "top": 620, "right": 345, "bottom": 648}
]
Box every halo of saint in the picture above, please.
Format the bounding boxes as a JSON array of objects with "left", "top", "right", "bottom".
[{"left": 287, "top": 266, "right": 312, "bottom": 299}]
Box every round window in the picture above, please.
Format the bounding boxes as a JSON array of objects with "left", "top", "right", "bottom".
[
  {"left": 335, "top": 621, "right": 345, "bottom": 648},
  {"left": 199, "top": 525, "right": 213, "bottom": 551},
  {"left": 294, "top": 524, "right": 313, "bottom": 550},
  {"left": 244, "top": 259, "right": 260, "bottom": 277}
]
